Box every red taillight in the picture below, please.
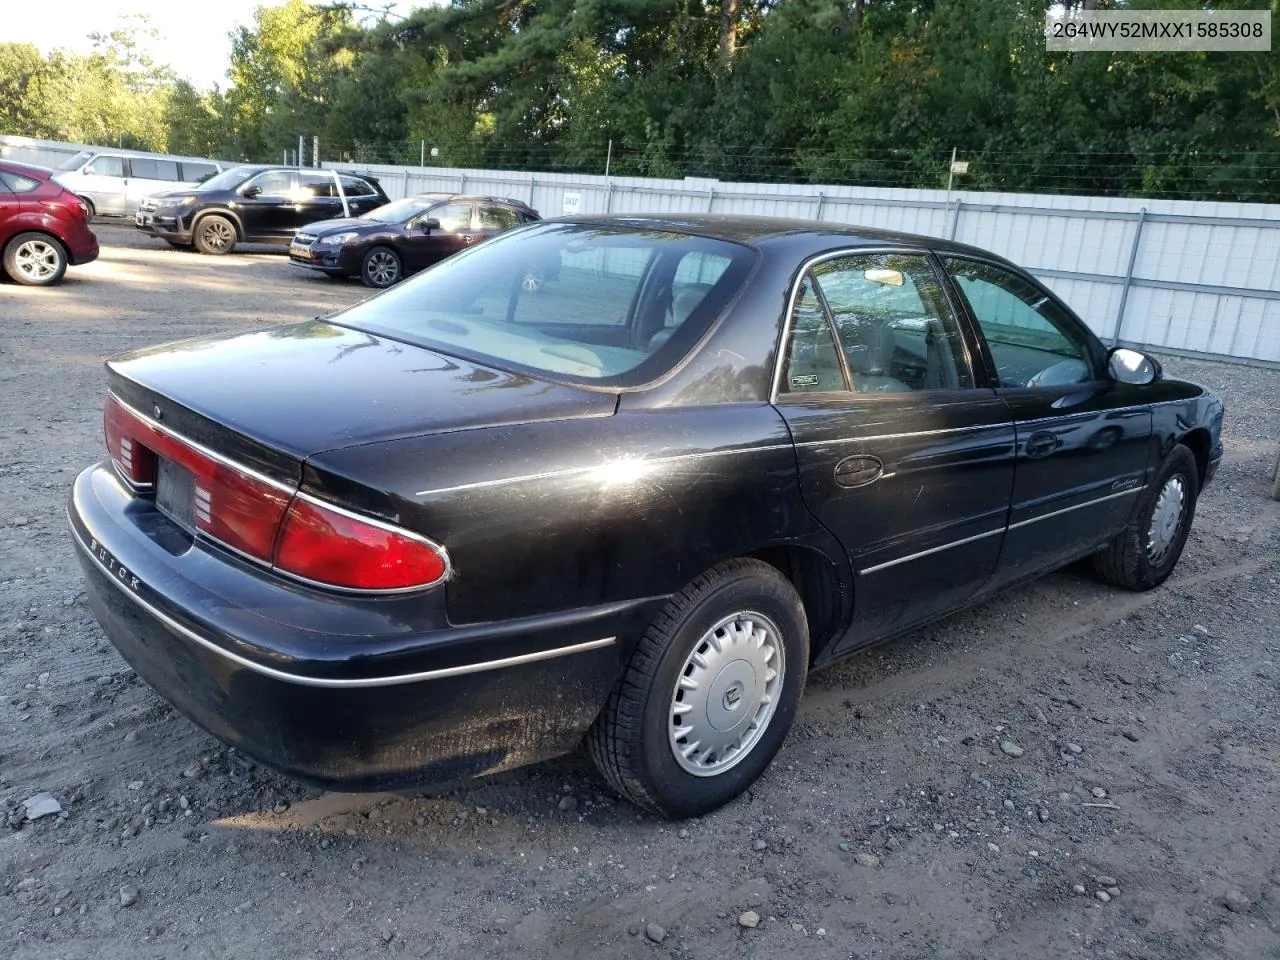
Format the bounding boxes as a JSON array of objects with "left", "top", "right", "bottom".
[
  {"left": 274, "top": 496, "right": 448, "bottom": 591},
  {"left": 103, "top": 392, "right": 448, "bottom": 592}
]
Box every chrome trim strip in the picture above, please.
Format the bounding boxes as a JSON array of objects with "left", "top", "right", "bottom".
[
  {"left": 112, "top": 393, "right": 296, "bottom": 495},
  {"left": 857, "top": 485, "right": 1146, "bottom": 574},
  {"left": 793, "top": 421, "right": 1008, "bottom": 449},
  {"left": 1006, "top": 485, "right": 1143, "bottom": 531},
  {"left": 72, "top": 518, "right": 614, "bottom": 690},
  {"left": 415, "top": 443, "right": 796, "bottom": 497},
  {"left": 858, "top": 526, "right": 1005, "bottom": 575}
]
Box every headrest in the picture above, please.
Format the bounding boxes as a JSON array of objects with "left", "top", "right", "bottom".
[{"left": 843, "top": 321, "right": 896, "bottom": 375}]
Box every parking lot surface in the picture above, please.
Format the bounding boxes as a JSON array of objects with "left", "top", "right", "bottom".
[{"left": 2, "top": 222, "right": 1278, "bottom": 959}]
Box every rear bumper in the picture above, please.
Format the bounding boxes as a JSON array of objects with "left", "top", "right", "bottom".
[
  {"left": 64, "top": 223, "right": 99, "bottom": 265},
  {"left": 69, "top": 463, "right": 655, "bottom": 790}
]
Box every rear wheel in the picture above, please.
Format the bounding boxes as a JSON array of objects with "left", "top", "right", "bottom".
[
  {"left": 361, "top": 246, "right": 401, "bottom": 288},
  {"left": 78, "top": 196, "right": 96, "bottom": 218},
  {"left": 587, "top": 559, "right": 808, "bottom": 819},
  {"left": 1093, "top": 445, "right": 1199, "bottom": 590},
  {"left": 193, "top": 215, "right": 236, "bottom": 255},
  {"left": 3, "top": 232, "right": 68, "bottom": 286}
]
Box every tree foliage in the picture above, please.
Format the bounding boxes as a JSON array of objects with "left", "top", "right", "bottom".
[{"left": 3, "top": 0, "right": 1277, "bottom": 200}]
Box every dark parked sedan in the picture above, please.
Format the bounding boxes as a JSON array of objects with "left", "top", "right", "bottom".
[
  {"left": 289, "top": 194, "right": 540, "bottom": 287},
  {"left": 138, "top": 165, "right": 387, "bottom": 255},
  {"left": 70, "top": 216, "right": 1223, "bottom": 818}
]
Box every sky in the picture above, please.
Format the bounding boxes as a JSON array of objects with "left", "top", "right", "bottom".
[{"left": 2, "top": 0, "right": 413, "bottom": 90}]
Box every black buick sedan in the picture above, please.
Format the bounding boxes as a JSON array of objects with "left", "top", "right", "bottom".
[
  {"left": 289, "top": 194, "right": 540, "bottom": 287},
  {"left": 70, "top": 216, "right": 1223, "bottom": 818}
]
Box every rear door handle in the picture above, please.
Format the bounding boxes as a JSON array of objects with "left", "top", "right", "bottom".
[
  {"left": 834, "top": 455, "right": 883, "bottom": 488},
  {"left": 460, "top": 234, "right": 474, "bottom": 243}
]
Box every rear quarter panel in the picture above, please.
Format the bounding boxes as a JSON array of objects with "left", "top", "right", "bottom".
[{"left": 303, "top": 404, "right": 844, "bottom": 633}]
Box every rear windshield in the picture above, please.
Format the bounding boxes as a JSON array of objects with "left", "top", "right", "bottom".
[{"left": 332, "top": 222, "right": 754, "bottom": 387}]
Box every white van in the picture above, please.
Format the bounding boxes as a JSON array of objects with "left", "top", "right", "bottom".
[{"left": 52, "top": 151, "right": 225, "bottom": 217}]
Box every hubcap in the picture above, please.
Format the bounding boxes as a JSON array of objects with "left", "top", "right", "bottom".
[
  {"left": 368, "top": 251, "right": 399, "bottom": 285},
  {"left": 203, "top": 221, "right": 233, "bottom": 250},
  {"left": 1147, "top": 474, "right": 1187, "bottom": 565},
  {"left": 14, "top": 240, "right": 59, "bottom": 280},
  {"left": 668, "top": 611, "right": 785, "bottom": 777}
]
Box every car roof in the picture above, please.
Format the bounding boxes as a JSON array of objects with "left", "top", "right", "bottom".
[
  {"left": 413, "top": 193, "right": 536, "bottom": 210},
  {"left": 555, "top": 214, "right": 1016, "bottom": 265}
]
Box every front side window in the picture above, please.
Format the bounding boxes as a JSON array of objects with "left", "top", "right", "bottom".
[
  {"left": 430, "top": 202, "right": 473, "bottom": 232},
  {"left": 333, "top": 223, "right": 755, "bottom": 386},
  {"left": 85, "top": 155, "right": 125, "bottom": 178},
  {"left": 781, "top": 253, "right": 973, "bottom": 395},
  {"left": 943, "top": 258, "right": 1096, "bottom": 388}
]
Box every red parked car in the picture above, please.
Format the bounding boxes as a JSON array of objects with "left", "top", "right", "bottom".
[{"left": 0, "top": 160, "right": 99, "bottom": 286}]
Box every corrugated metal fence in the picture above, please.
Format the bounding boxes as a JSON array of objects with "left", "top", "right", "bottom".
[{"left": 325, "top": 162, "right": 1280, "bottom": 365}]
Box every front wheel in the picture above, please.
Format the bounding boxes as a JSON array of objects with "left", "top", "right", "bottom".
[
  {"left": 3, "top": 232, "right": 68, "bottom": 286},
  {"left": 587, "top": 559, "right": 808, "bottom": 819},
  {"left": 193, "top": 215, "right": 236, "bottom": 255},
  {"left": 361, "top": 246, "right": 402, "bottom": 288},
  {"left": 1093, "top": 444, "right": 1200, "bottom": 590}
]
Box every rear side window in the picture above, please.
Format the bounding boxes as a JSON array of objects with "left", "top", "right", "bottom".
[
  {"left": 180, "top": 162, "right": 218, "bottom": 183},
  {"left": 85, "top": 156, "right": 125, "bottom": 177},
  {"left": 298, "top": 172, "right": 336, "bottom": 197},
  {"left": 129, "top": 158, "right": 181, "bottom": 181},
  {"left": 0, "top": 172, "right": 41, "bottom": 193},
  {"left": 478, "top": 204, "right": 519, "bottom": 229},
  {"left": 339, "top": 175, "right": 376, "bottom": 197}
]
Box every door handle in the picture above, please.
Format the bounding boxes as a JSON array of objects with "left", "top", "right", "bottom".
[
  {"left": 834, "top": 455, "right": 883, "bottom": 488},
  {"left": 1025, "top": 430, "right": 1061, "bottom": 459},
  {"left": 460, "top": 234, "right": 474, "bottom": 243}
]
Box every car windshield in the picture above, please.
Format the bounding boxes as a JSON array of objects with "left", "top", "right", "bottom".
[
  {"left": 361, "top": 197, "right": 439, "bottom": 224},
  {"left": 196, "top": 166, "right": 258, "bottom": 192},
  {"left": 58, "top": 151, "right": 93, "bottom": 171},
  {"left": 333, "top": 222, "right": 755, "bottom": 387}
]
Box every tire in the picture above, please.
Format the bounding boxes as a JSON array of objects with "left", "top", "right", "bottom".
[
  {"left": 587, "top": 558, "right": 808, "bottom": 819},
  {"left": 193, "top": 215, "right": 237, "bottom": 255},
  {"left": 3, "top": 232, "right": 68, "bottom": 286},
  {"left": 361, "top": 246, "right": 401, "bottom": 288},
  {"left": 78, "top": 196, "right": 96, "bottom": 218},
  {"left": 1093, "top": 445, "right": 1200, "bottom": 590}
]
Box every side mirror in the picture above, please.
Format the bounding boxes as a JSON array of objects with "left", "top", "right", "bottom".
[
  {"left": 1107, "top": 347, "right": 1161, "bottom": 386},
  {"left": 242, "top": 185, "right": 262, "bottom": 199},
  {"left": 421, "top": 217, "right": 440, "bottom": 234}
]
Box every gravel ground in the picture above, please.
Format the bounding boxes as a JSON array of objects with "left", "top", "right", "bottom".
[{"left": 2, "top": 222, "right": 1278, "bottom": 959}]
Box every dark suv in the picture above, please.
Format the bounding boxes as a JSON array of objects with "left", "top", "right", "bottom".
[
  {"left": 138, "top": 165, "right": 388, "bottom": 255},
  {"left": 289, "top": 194, "right": 540, "bottom": 287}
]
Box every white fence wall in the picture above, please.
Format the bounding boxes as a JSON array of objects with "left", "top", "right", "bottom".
[{"left": 326, "top": 161, "right": 1280, "bottom": 364}]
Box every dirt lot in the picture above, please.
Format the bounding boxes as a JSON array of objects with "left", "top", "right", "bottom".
[{"left": 2, "top": 222, "right": 1278, "bottom": 960}]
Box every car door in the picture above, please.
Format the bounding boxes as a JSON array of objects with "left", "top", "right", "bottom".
[
  {"left": 236, "top": 170, "right": 296, "bottom": 239},
  {"left": 940, "top": 257, "right": 1153, "bottom": 589},
  {"left": 338, "top": 175, "right": 384, "bottom": 216},
  {"left": 475, "top": 203, "right": 520, "bottom": 244},
  {"left": 404, "top": 201, "right": 474, "bottom": 270},
  {"left": 124, "top": 157, "right": 179, "bottom": 212},
  {"left": 79, "top": 154, "right": 128, "bottom": 215},
  {"left": 297, "top": 171, "right": 345, "bottom": 228},
  {"left": 773, "top": 250, "right": 1017, "bottom": 650}
]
